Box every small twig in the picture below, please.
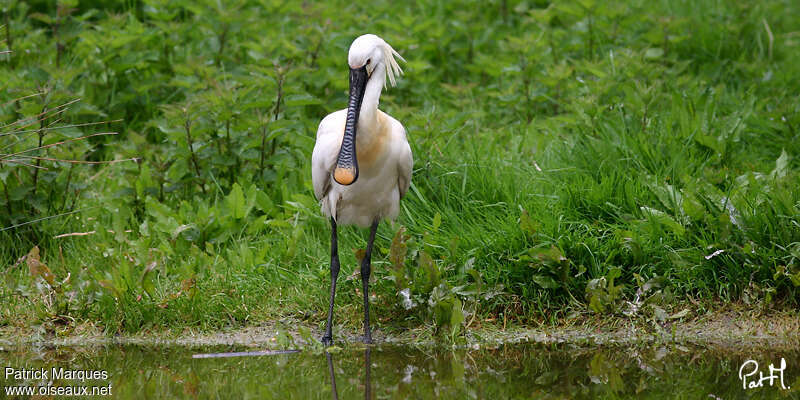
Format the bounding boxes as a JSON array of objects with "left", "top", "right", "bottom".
[
  {"left": 309, "top": 36, "right": 323, "bottom": 69},
  {"left": 1, "top": 92, "right": 44, "bottom": 108},
  {"left": 0, "top": 132, "right": 117, "bottom": 159},
  {"left": 54, "top": 231, "right": 96, "bottom": 238},
  {"left": 44, "top": 116, "right": 63, "bottom": 130},
  {"left": 53, "top": 229, "right": 132, "bottom": 239},
  {"left": 0, "top": 119, "right": 123, "bottom": 137},
  {"left": 32, "top": 103, "right": 47, "bottom": 194},
  {"left": 183, "top": 109, "right": 205, "bottom": 194},
  {"left": 0, "top": 206, "right": 97, "bottom": 232},
  {"left": 12, "top": 155, "right": 139, "bottom": 165},
  {"left": 192, "top": 350, "right": 300, "bottom": 359},
  {"left": 0, "top": 114, "right": 65, "bottom": 150},
  {"left": 0, "top": 97, "right": 81, "bottom": 133},
  {"left": 2, "top": 159, "right": 50, "bottom": 169},
  {"left": 89, "top": 164, "right": 111, "bottom": 181},
  {"left": 259, "top": 113, "right": 268, "bottom": 172},
  {"left": 268, "top": 64, "right": 287, "bottom": 159},
  {"left": 762, "top": 18, "right": 774, "bottom": 60},
  {"left": 273, "top": 65, "right": 285, "bottom": 121},
  {"left": 215, "top": 24, "right": 230, "bottom": 66}
]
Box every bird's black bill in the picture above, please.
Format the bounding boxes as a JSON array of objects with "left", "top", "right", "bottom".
[{"left": 333, "top": 66, "right": 368, "bottom": 186}]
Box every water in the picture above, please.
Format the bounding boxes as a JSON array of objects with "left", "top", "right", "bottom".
[{"left": 1, "top": 343, "right": 798, "bottom": 399}]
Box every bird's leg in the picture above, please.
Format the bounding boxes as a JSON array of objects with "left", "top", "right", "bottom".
[
  {"left": 325, "top": 352, "right": 339, "bottom": 400},
  {"left": 364, "top": 348, "right": 372, "bottom": 400},
  {"left": 361, "top": 220, "right": 379, "bottom": 344},
  {"left": 323, "top": 217, "right": 340, "bottom": 346}
]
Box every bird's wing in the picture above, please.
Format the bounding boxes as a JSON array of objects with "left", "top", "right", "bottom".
[
  {"left": 396, "top": 125, "right": 413, "bottom": 199},
  {"left": 311, "top": 112, "right": 345, "bottom": 201}
]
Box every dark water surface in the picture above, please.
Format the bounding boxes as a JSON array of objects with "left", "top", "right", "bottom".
[{"left": 1, "top": 343, "right": 798, "bottom": 399}]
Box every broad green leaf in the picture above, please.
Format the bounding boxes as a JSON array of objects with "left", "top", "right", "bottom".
[
  {"left": 644, "top": 48, "right": 664, "bottom": 59},
  {"left": 226, "top": 183, "right": 247, "bottom": 219},
  {"left": 520, "top": 209, "right": 539, "bottom": 235},
  {"left": 770, "top": 149, "right": 790, "bottom": 179},
  {"left": 532, "top": 274, "right": 560, "bottom": 289}
]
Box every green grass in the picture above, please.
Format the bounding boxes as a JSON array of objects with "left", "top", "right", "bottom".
[{"left": 1, "top": 0, "right": 798, "bottom": 338}]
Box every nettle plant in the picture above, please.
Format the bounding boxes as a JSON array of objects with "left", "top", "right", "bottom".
[
  {"left": 140, "top": 63, "right": 311, "bottom": 200},
  {"left": 0, "top": 89, "right": 128, "bottom": 237},
  {"left": 0, "top": 91, "right": 135, "bottom": 330},
  {"left": 384, "top": 219, "right": 505, "bottom": 341}
]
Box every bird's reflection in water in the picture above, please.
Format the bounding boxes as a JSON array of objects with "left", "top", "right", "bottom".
[{"left": 326, "top": 348, "right": 372, "bottom": 400}]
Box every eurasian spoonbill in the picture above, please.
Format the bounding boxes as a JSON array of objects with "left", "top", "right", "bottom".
[{"left": 311, "top": 34, "right": 412, "bottom": 345}]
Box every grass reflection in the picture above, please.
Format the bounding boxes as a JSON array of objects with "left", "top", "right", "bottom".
[{"left": 0, "top": 344, "right": 798, "bottom": 399}]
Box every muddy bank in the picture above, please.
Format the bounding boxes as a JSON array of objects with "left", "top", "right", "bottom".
[{"left": 2, "top": 309, "right": 798, "bottom": 352}]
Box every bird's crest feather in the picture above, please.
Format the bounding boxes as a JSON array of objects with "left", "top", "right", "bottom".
[{"left": 381, "top": 41, "right": 406, "bottom": 88}]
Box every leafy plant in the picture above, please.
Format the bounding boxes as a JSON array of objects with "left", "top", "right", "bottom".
[
  {"left": 586, "top": 267, "right": 624, "bottom": 314},
  {"left": 385, "top": 221, "right": 504, "bottom": 340},
  {"left": 1, "top": 0, "right": 798, "bottom": 336}
]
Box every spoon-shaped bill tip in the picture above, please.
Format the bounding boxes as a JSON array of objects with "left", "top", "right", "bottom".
[{"left": 333, "top": 166, "right": 358, "bottom": 185}]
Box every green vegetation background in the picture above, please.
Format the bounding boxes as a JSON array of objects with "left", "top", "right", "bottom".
[{"left": 1, "top": 0, "right": 798, "bottom": 338}]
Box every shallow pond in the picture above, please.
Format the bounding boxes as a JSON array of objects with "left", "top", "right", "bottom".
[{"left": 1, "top": 343, "right": 798, "bottom": 399}]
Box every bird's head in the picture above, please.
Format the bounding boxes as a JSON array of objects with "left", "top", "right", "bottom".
[
  {"left": 347, "top": 34, "right": 405, "bottom": 88},
  {"left": 334, "top": 34, "right": 405, "bottom": 186}
]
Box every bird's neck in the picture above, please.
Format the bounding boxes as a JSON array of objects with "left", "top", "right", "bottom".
[{"left": 357, "top": 63, "right": 385, "bottom": 137}]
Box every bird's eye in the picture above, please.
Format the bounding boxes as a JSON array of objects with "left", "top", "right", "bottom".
[{"left": 366, "top": 59, "right": 371, "bottom": 65}]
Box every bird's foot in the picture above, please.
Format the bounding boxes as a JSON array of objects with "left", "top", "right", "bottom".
[{"left": 322, "top": 335, "right": 333, "bottom": 347}]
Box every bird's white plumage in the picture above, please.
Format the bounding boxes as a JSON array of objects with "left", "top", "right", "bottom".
[
  {"left": 312, "top": 34, "right": 412, "bottom": 228},
  {"left": 312, "top": 110, "right": 411, "bottom": 227}
]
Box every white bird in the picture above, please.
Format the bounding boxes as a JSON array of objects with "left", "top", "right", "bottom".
[{"left": 311, "top": 34, "right": 412, "bottom": 345}]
